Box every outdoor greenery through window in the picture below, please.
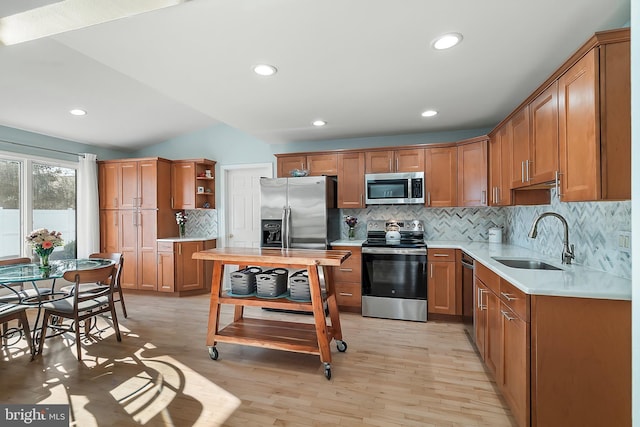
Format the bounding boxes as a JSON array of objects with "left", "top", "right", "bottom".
[{"left": 0, "top": 154, "right": 77, "bottom": 260}]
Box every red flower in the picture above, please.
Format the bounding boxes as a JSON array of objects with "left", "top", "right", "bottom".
[{"left": 41, "top": 241, "right": 53, "bottom": 249}]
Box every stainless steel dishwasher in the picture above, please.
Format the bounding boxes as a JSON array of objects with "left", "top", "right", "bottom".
[{"left": 460, "top": 251, "right": 475, "bottom": 339}]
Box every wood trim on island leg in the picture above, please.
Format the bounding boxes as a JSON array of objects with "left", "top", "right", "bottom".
[
  {"left": 323, "top": 266, "right": 343, "bottom": 342},
  {"left": 206, "top": 260, "right": 224, "bottom": 347},
  {"left": 308, "top": 264, "right": 332, "bottom": 364}
]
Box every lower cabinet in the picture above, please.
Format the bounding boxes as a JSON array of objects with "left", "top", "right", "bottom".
[
  {"left": 157, "top": 239, "right": 216, "bottom": 294},
  {"left": 474, "top": 263, "right": 529, "bottom": 427},
  {"left": 331, "top": 245, "right": 361, "bottom": 312},
  {"left": 427, "top": 248, "right": 457, "bottom": 315}
]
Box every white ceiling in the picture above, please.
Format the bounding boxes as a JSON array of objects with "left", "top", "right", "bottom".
[{"left": 0, "top": 0, "right": 630, "bottom": 151}]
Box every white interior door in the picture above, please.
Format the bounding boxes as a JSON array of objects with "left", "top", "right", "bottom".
[{"left": 220, "top": 163, "right": 273, "bottom": 288}]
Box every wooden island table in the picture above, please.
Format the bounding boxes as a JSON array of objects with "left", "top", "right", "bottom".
[{"left": 192, "top": 247, "right": 351, "bottom": 379}]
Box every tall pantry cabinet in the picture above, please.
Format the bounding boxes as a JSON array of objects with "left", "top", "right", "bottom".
[{"left": 98, "top": 158, "right": 176, "bottom": 290}]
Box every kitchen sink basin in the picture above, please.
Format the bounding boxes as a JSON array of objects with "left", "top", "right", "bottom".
[{"left": 492, "top": 258, "right": 563, "bottom": 271}]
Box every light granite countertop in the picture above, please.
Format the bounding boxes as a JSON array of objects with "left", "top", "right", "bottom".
[
  {"left": 331, "top": 239, "right": 631, "bottom": 301},
  {"left": 330, "top": 239, "right": 366, "bottom": 247}
]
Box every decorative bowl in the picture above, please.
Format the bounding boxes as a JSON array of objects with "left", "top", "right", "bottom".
[{"left": 290, "top": 169, "right": 310, "bottom": 177}]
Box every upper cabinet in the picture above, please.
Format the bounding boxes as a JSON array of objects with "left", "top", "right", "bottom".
[
  {"left": 457, "top": 139, "right": 488, "bottom": 207},
  {"left": 528, "top": 81, "right": 559, "bottom": 186},
  {"left": 99, "top": 158, "right": 171, "bottom": 210},
  {"left": 365, "top": 149, "right": 424, "bottom": 173},
  {"left": 509, "top": 107, "right": 530, "bottom": 189},
  {"left": 489, "top": 124, "right": 512, "bottom": 206},
  {"left": 276, "top": 153, "right": 337, "bottom": 177},
  {"left": 171, "top": 159, "right": 216, "bottom": 210},
  {"left": 557, "top": 38, "right": 630, "bottom": 201},
  {"left": 337, "top": 152, "right": 365, "bottom": 208},
  {"left": 424, "top": 146, "right": 457, "bottom": 207}
]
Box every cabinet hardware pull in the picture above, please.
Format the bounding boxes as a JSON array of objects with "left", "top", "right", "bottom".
[
  {"left": 433, "top": 254, "right": 449, "bottom": 257},
  {"left": 526, "top": 160, "right": 531, "bottom": 182},
  {"left": 171, "top": 197, "right": 174, "bottom": 209},
  {"left": 113, "top": 197, "right": 117, "bottom": 207},
  {"left": 521, "top": 161, "right": 525, "bottom": 183},
  {"left": 501, "top": 310, "right": 515, "bottom": 321},
  {"left": 496, "top": 186, "right": 500, "bottom": 203},
  {"left": 478, "top": 288, "right": 486, "bottom": 310},
  {"left": 481, "top": 190, "right": 486, "bottom": 205},
  {"left": 501, "top": 292, "right": 516, "bottom": 301},
  {"left": 339, "top": 292, "right": 353, "bottom": 297},
  {"left": 396, "top": 158, "right": 399, "bottom": 172},
  {"left": 555, "top": 170, "right": 562, "bottom": 198},
  {"left": 114, "top": 212, "right": 117, "bottom": 226},
  {"left": 389, "top": 158, "right": 392, "bottom": 172},
  {"left": 339, "top": 268, "right": 353, "bottom": 272},
  {"left": 430, "top": 264, "right": 434, "bottom": 278},
  {"left": 360, "top": 193, "right": 363, "bottom": 205},
  {"left": 427, "top": 192, "right": 431, "bottom": 206},
  {"left": 178, "top": 244, "right": 182, "bottom": 255}
]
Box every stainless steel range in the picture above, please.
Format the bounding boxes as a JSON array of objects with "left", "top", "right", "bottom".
[{"left": 361, "top": 220, "right": 427, "bottom": 322}]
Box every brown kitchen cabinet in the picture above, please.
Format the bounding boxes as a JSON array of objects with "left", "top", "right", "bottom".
[
  {"left": 157, "top": 239, "right": 216, "bottom": 294},
  {"left": 457, "top": 138, "right": 488, "bottom": 206},
  {"left": 489, "top": 124, "right": 513, "bottom": 206},
  {"left": 331, "top": 245, "right": 361, "bottom": 313},
  {"left": 424, "top": 146, "right": 457, "bottom": 207},
  {"left": 276, "top": 153, "right": 337, "bottom": 177},
  {"left": 98, "top": 158, "right": 177, "bottom": 291},
  {"left": 474, "top": 263, "right": 530, "bottom": 427},
  {"left": 427, "top": 249, "right": 457, "bottom": 315},
  {"left": 509, "top": 107, "right": 531, "bottom": 189},
  {"left": 528, "top": 82, "right": 559, "bottom": 186},
  {"left": 337, "top": 152, "right": 365, "bottom": 208},
  {"left": 171, "top": 159, "right": 216, "bottom": 210},
  {"left": 365, "top": 148, "right": 424, "bottom": 173},
  {"left": 531, "top": 295, "right": 630, "bottom": 427},
  {"left": 557, "top": 35, "right": 630, "bottom": 201}
]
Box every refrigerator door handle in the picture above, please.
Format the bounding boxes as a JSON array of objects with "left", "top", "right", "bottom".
[
  {"left": 285, "top": 206, "right": 292, "bottom": 248},
  {"left": 281, "top": 207, "right": 287, "bottom": 249}
]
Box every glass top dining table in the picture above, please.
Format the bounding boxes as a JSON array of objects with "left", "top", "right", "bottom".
[{"left": 0, "top": 258, "right": 115, "bottom": 284}]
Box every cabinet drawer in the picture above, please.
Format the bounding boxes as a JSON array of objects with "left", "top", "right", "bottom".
[
  {"left": 428, "top": 248, "right": 456, "bottom": 261},
  {"left": 335, "top": 282, "right": 361, "bottom": 306},
  {"left": 157, "top": 241, "right": 174, "bottom": 252},
  {"left": 331, "top": 247, "right": 361, "bottom": 283},
  {"left": 499, "top": 279, "right": 529, "bottom": 321},
  {"left": 475, "top": 262, "right": 500, "bottom": 294}
]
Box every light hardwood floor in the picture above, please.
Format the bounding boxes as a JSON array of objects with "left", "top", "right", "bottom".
[{"left": 1, "top": 293, "right": 516, "bottom": 426}]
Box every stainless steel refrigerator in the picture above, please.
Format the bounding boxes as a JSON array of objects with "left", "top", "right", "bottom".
[{"left": 260, "top": 176, "right": 339, "bottom": 249}]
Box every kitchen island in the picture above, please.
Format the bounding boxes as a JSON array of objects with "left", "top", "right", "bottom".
[{"left": 192, "top": 247, "right": 351, "bottom": 379}]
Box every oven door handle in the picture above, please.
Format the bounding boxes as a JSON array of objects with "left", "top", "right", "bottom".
[
  {"left": 362, "top": 247, "right": 427, "bottom": 255},
  {"left": 461, "top": 259, "right": 474, "bottom": 269}
]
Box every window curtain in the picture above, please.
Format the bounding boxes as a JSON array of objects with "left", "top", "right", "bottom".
[{"left": 77, "top": 154, "right": 100, "bottom": 257}]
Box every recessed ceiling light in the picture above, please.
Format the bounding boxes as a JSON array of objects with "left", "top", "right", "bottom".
[
  {"left": 253, "top": 64, "right": 278, "bottom": 76},
  {"left": 312, "top": 120, "right": 327, "bottom": 127},
  {"left": 69, "top": 109, "right": 87, "bottom": 116},
  {"left": 421, "top": 110, "right": 438, "bottom": 117},
  {"left": 432, "top": 33, "right": 463, "bottom": 50}
]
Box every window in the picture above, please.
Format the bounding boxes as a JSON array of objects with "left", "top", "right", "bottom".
[{"left": 0, "top": 153, "right": 77, "bottom": 259}]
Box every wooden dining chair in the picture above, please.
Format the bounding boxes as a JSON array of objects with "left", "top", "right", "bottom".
[
  {"left": 0, "top": 257, "right": 53, "bottom": 303},
  {"left": 0, "top": 303, "right": 33, "bottom": 356},
  {"left": 60, "top": 253, "right": 127, "bottom": 318},
  {"left": 37, "top": 264, "right": 122, "bottom": 361}
]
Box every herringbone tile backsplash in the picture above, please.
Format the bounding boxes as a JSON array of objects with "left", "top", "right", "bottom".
[
  {"left": 342, "top": 190, "right": 631, "bottom": 279},
  {"left": 184, "top": 209, "right": 218, "bottom": 237}
]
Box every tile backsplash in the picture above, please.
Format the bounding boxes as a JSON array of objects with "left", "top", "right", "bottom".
[
  {"left": 341, "top": 191, "right": 631, "bottom": 279},
  {"left": 184, "top": 209, "right": 218, "bottom": 237}
]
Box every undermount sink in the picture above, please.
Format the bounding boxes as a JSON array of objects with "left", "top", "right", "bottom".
[{"left": 492, "top": 257, "right": 563, "bottom": 271}]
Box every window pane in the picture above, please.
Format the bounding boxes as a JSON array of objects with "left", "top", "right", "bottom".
[
  {"left": 32, "top": 163, "right": 77, "bottom": 260},
  {"left": 0, "top": 159, "right": 21, "bottom": 258}
]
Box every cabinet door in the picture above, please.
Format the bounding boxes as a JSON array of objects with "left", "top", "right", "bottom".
[
  {"left": 157, "top": 250, "right": 175, "bottom": 292},
  {"left": 99, "top": 210, "right": 119, "bottom": 253},
  {"left": 307, "top": 154, "right": 337, "bottom": 176},
  {"left": 395, "top": 149, "right": 424, "bottom": 172},
  {"left": 490, "top": 127, "right": 512, "bottom": 206},
  {"left": 138, "top": 160, "right": 158, "bottom": 209},
  {"left": 500, "top": 302, "right": 529, "bottom": 427},
  {"left": 337, "top": 152, "right": 365, "bottom": 208},
  {"left": 425, "top": 147, "right": 457, "bottom": 207},
  {"left": 558, "top": 48, "right": 599, "bottom": 201},
  {"left": 278, "top": 155, "right": 307, "bottom": 177},
  {"left": 171, "top": 162, "right": 196, "bottom": 209},
  {"left": 529, "top": 81, "right": 559, "bottom": 185},
  {"left": 427, "top": 261, "right": 456, "bottom": 315},
  {"left": 365, "top": 151, "right": 394, "bottom": 173},
  {"left": 510, "top": 107, "right": 531, "bottom": 188},
  {"left": 457, "top": 140, "right": 488, "bottom": 206},
  {"left": 119, "top": 162, "right": 138, "bottom": 209},
  {"left": 176, "top": 241, "right": 204, "bottom": 291},
  {"left": 118, "top": 210, "right": 138, "bottom": 289},
  {"left": 485, "top": 288, "right": 502, "bottom": 378},
  {"left": 99, "top": 163, "right": 120, "bottom": 209},
  {"left": 474, "top": 280, "right": 487, "bottom": 357},
  {"left": 138, "top": 210, "right": 158, "bottom": 291}
]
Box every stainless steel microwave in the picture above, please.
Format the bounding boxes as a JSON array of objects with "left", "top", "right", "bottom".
[{"left": 364, "top": 172, "right": 425, "bottom": 205}]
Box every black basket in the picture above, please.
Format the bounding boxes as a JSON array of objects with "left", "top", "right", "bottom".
[
  {"left": 289, "top": 270, "right": 310, "bottom": 301},
  {"left": 229, "top": 267, "right": 261, "bottom": 295},
  {"left": 256, "top": 268, "right": 288, "bottom": 297}
]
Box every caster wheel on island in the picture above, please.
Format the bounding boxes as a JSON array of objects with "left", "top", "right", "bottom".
[
  {"left": 208, "top": 346, "right": 219, "bottom": 360},
  {"left": 336, "top": 340, "right": 348, "bottom": 352}
]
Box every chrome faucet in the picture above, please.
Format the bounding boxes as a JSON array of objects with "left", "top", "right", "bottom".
[{"left": 528, "top": 212, "right": 575, "bottom": 264}]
